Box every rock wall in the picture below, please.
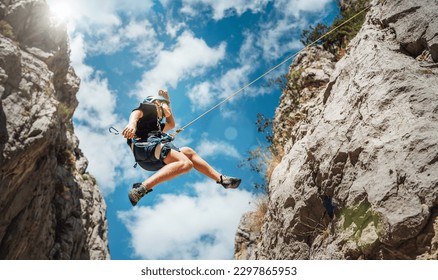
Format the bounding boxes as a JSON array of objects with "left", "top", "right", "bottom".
[
  {"left": 0, "top": 0, "right": 109, "bottom": 259},
  {"left": 235, "top": 0, "right": 438, "bottom": 260}
]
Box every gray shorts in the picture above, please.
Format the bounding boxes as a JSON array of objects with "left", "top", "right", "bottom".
[{"left": 132, "top": 137, "right": 180, "bottom": 171}]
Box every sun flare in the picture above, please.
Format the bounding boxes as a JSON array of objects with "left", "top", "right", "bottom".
[{"left": 48, "top": 2, "right": 75, "bottom": 23}]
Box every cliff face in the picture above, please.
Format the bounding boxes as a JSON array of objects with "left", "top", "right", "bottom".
[
  {"left": 235, "top": 0, "right": 438, "bottom": 260},
  {"left": 0, "top": 0, "right": 109, "bottom": 259}
]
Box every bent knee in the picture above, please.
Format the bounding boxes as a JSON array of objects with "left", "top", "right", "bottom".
[
  {"left": 179, "top": 158, "right": 193, "bottom": 173},
  {"left": 180, "top": 147, "right": 197, "bottom": 157},
  {"left": 164, "top": 149, "right": 193, "bottom": 172}
]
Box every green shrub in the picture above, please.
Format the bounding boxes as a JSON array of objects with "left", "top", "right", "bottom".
[
  {"left": 0, "top": 20, "right": 15, "bottom": 40},
  {"left": 301, "top": 0, "right": 371, "bottom": 55}
]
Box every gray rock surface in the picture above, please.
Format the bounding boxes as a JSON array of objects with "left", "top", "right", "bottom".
[
  {"left": 0, "top": 0, "right": 109, "bottom": 259},
  {"left": 234, "top": 212, "right": 261, "bottom": 260},
  {"left": 235, "top": 0, "right": 438, "bottom": 260}
]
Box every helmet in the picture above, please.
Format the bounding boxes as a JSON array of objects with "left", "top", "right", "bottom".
[{"left": 143, "top": 95, "right": 169, "bottom": 104}]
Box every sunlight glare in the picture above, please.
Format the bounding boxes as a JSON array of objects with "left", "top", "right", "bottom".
[{"left": 48, "top": 2, "right": 75, "bottom": 23}]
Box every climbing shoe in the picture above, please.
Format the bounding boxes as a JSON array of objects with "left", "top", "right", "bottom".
[
  {"left": 128, "top": 183, "right": 153, "bottom": 206},
  {"left": 217, "top": 175, "right": 241, "bottom": 189}
]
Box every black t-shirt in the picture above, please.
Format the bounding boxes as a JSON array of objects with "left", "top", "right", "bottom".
[{"left": 128, "top": 103, "right": 164, "bottom": 144}]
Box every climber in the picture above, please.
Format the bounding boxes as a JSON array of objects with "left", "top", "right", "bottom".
[{"left": 122, "top": 89, "right": 241, "bottom": 206}]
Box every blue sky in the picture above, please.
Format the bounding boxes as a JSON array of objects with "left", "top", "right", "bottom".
[{"left": 46, "top": 0, "right": 339, "bottom": 260}]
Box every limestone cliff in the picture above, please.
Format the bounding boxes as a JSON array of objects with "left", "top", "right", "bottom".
[
  {"left": 235, "top": 0, "right": 438, "bottom": 260},
  {"left": 0, "top": 0, "right": 109, "bottom": 259}
]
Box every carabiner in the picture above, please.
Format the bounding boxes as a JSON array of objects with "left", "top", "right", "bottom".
[{"left": 109, "top": 126, "right": 120, "bottom": 135}]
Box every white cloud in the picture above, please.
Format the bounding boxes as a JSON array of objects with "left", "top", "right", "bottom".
[
  {"left": 173, "top": 134, "right": 194, "bottom": 148},
  {"left": 69, "top": 34, "right": 118, "bottom": 130},
  {"left": 118, "top": 180, "right": 256, "bottom": 259},
  {"left": 236, "top": 0, "right": 332, "bottom": 61},
  {"left": 171, "top": 126, "right": 195, "bottom": 148},
  {"left": 255, "top": 0, "right": 334, "bottom": 61},
  {"left": 47, "top": 0, "right": 154, "bottom": 29},
  {"left": 196, "top": 136, "right": 241, "bottom": 160},
  {"left": 187, "top": 82, "right": 216, "bottom": 110},
  {"left": 68, "top": 26, "right": 136, "bottom": 195},
  {"left": 179, "top": 0, "right": 270, "bottom": 20},
  {"left": 123, "top": 20, "right": 152, "bottom": 40},
  {"left": 86, "top": 19, "right": 162, "bottom": 57},
  {"left": 69, "top": 34, "right": 92, "bottom": 79},
  {"left": 281, "top": 0, "right": 333, "bottom": 17},
  {"left": 217, "top": 66, "right": 252, "bottom": 99},
  {"left": 186, "top": 63, "right": 252, "bottom": 112},
  {"left": 74, "top": 74, "right": 118, "bottom": 129},
  {"left": 185, "top": 31, "right": 273, "bottom": 113},
  {"left": 48, "top": 0, "right": 160, "bottom": 57},
  {"left": 238, "top": 32, "right": 260, "bottom": 64},
  {"left": 134, "top": 31, "right": 226, "bottom": 98},
  {"left": 185, "top": 33, "right": 258, "bottom": 112},
  {"left": 166, "top": 21, "right": 186, "bottom": 38},
  {"left": 75, "top": 125, "right": 132, "bottom": 194},
  {"left": 258, "top": 18, "right": 303, "bottom": 61},
  {"left": 47, "top": 0, "right": 121, "bottom": 30}
]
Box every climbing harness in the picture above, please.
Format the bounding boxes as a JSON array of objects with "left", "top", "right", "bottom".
[
  {"left": 130, "top": 132, "right": 175, "bottom": 169},
  {"left": 110, "top": 5, "right": 371, "bottom": 139},
  {"left": 109, "top": 94, "right": 176, "bottom": 169}
]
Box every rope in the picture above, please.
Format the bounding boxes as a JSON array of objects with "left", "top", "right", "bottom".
[{"left": 172, "top": 4, "right": 371, "bottom": 137}]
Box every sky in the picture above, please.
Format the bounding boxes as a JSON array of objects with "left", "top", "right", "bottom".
[{"left": 46, "top": 0, "right": 340, "bottom": 260}]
